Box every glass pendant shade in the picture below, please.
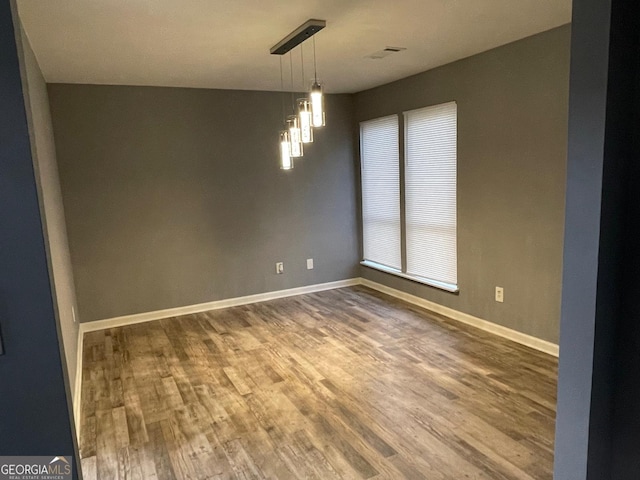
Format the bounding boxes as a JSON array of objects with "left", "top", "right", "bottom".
[
  {"left": 280, "top": 131, "right": 293, "bottom": 170},
  {"left": 287, "top": 116, "right": 303, "bottom": 158},
  {"left": 310, "top": 82, "right": 325, "bottom": 127},
  {"left": 298, "top": 99, "right": 314, "bottom": 143}
]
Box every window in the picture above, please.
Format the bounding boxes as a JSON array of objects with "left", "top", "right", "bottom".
[
  {"left": 360, "top": 115, "right": 401, "bottom": 270},
  {"left": 360, "top": 102, "right": 458, "bottom": 291},
  {"left": 405, "top": 102, "right": 457, "bottom": 286}
]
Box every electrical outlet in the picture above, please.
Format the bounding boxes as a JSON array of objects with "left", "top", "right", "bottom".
[
  {"left": 276, "top": 262, "right": 284, "bottom": 274},
  {"left": 495, "top": 286, "right": 504, "bottom": 303},
  {"left": 307, "top": 258, "right": 314, "bottom": 270}
]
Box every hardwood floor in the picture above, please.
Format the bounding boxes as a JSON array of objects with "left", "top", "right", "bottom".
[{"left": 79, "top": 286, "right": 557, "bottom": 479}]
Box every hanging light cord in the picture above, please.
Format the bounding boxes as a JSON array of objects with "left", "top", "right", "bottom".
[
  {"left": 279, "top": 56, "right": 285, "bottom": 125},
  {"left": 313, "top": 35, "right": 318, "bottom": 82},
  {"left": 289, "top": 52, "right": 295, "bottom": 114},
  {"left": 301, "top": 46, "right": 305, "bottom": 90}
]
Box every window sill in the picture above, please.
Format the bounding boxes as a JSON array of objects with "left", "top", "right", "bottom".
[{"left": 360, "top": 260, "right": 460, "bottom": 294}]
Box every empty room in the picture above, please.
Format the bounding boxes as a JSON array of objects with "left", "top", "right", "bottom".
[{"left": 3, "top": 0, "right": 640, "bottom": 479}]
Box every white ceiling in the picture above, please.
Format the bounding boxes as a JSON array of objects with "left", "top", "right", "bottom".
[{"left": 16, "top": 0, "right": 572, "bottom": 94}]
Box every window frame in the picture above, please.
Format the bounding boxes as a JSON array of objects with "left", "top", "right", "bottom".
[{"left": 359, "top": 101, "right": 459, "bottom": 294}]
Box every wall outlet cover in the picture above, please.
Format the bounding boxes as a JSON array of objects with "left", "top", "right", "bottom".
[{"left": 307, "top": 258, "right": 314, "bottom": 269}]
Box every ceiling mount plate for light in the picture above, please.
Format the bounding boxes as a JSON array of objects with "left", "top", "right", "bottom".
[{"left": 270, "top": 19, "right": 326, "bottom": 55}]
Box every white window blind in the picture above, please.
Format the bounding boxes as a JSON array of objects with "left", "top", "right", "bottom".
[
  {"left": 404, "top": 102, "right": 457, "bottom": 286},
  {"left": 361, "top": 115, "right": 401, "bottom": 270}
]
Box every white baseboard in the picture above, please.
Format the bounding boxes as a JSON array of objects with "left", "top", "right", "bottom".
[
  {"left": 80, "top": 278, "right": 360, "bottom": 334},
  {"left": 360, "top": 278, "right": 559, "bottom": 357}
]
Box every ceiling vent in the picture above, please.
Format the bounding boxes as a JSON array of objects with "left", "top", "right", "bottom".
[{"left": 365, "top": 46, "right": 407, "bottom": 60}]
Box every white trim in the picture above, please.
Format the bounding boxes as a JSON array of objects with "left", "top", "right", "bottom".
[
  {"left": 80, "top": 279, "right": 360, "bottom": 333},
  {"left": 360, "top": 278, "right": 559, "bottom": 357},
  {"left": 360, "top": 260, "right": 459, "bottom": 293}
]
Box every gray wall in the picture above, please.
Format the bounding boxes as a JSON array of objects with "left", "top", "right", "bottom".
[
  {"left": 18, "top": 22, "right": 80, "bottom": 400},
  {"left": 47, "top": 85, "right": 359, "bottom": 323},
  {"left": 354, "top": 25, "right": 570, "bottom": 344}
]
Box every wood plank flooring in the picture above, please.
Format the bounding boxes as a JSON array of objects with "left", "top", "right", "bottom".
[{"left": 79, "top": 286, "right": 557, "bottom": 479}]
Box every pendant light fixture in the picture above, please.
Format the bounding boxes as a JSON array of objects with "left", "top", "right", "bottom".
[
  {"left": 280, "top": 131, "right": 292, "bottom": 170},
  {"left": 297, "top": 46, "right": 313, "bottom": 144},
  {"left": 310, "top": 35, "right": 325, "bottom": 128},
  {"left": 288, "top": 54, "right": 303, "bottom": 158},
  {"left": 298, "top": 99, "right": 313, "bottom": 143},
  {"left": 270, "top": 19, "right": 326, "bottom": 169},
  {"left": 278, "top": 57, "right": 293, "bottom": 170},
  {"left": 288, "top": 115, "right": 303, "bottom": 157},
  {"left": 310, "top": 82, "right": 324, "bottom": 128}
]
